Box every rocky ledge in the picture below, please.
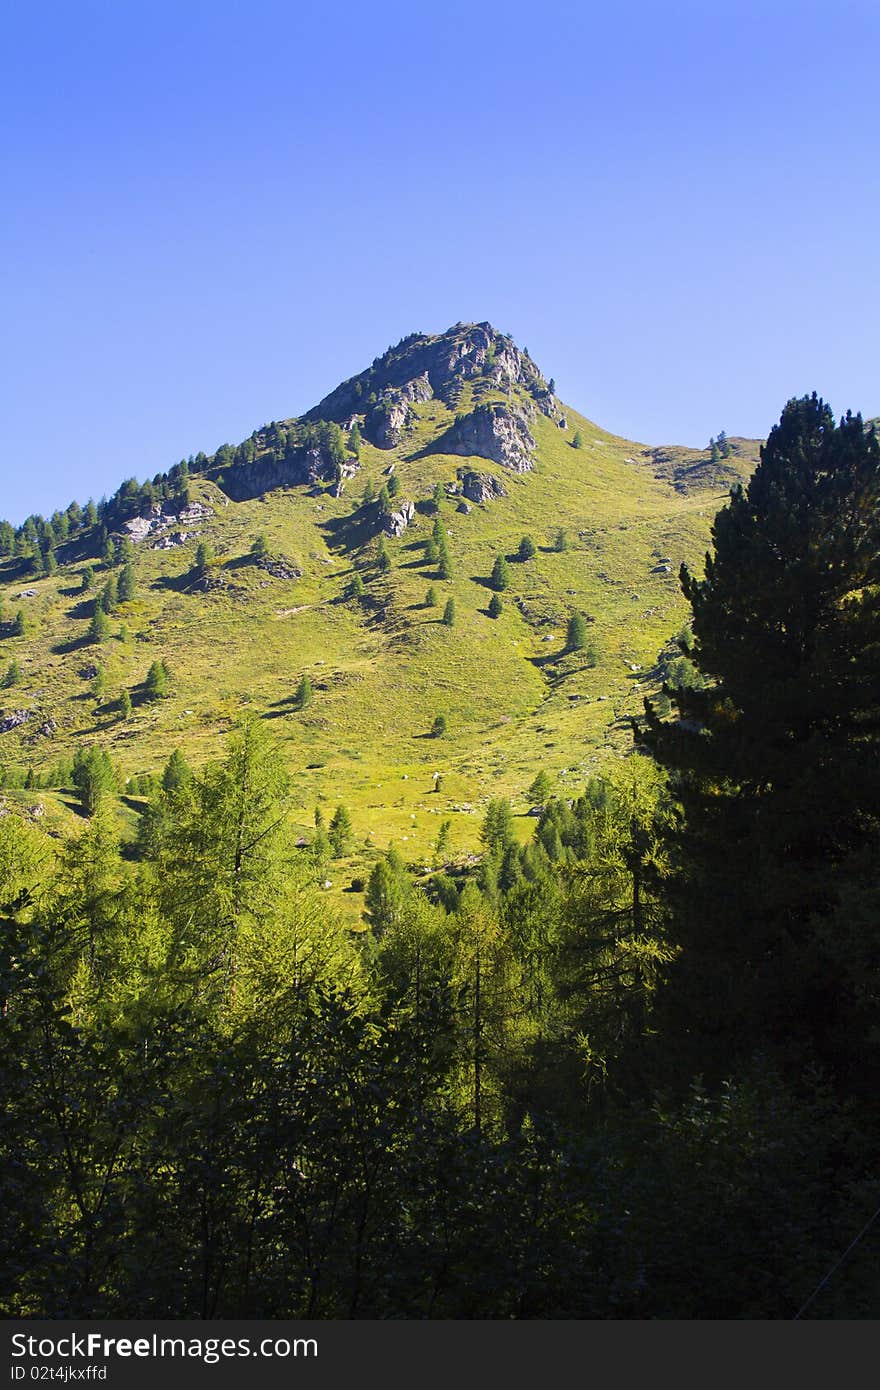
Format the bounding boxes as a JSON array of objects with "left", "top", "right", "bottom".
[{"left": 438, "top": 403, "right": 536, "bottom": 473}]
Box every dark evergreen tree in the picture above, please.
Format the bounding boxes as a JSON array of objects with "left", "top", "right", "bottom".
[
  {"left": 488, "top": 593, "right": 503, "bottom": 618},
  {"left": 518, "top": 535, "right": 536, "bottom": 561},
  {"left": 566, "top": 612, "right": 588, "bottom": 651},
  {"left": 642, "top": 395, "right": 880, "bottom": 1089},
  {"left": 491, "top": 555, "right": 510, "bottom": 591}
]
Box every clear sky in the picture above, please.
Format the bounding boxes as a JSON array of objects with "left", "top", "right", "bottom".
[{"left": 2, "top": 0, "right": 878, "bottom": 524}]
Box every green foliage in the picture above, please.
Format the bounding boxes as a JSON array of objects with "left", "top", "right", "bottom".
[
  {"left": 88, "top": 606, "right": 109, "bottom": 643},
  {"left": 387, "top": 472, "right": 401, "bottom": 499},
  {"left": 294, "top": 672, "right": 313, "bottom": 709},
  {"left": 99, "top": 576, "right": 117, "bottom": 613},
  {"left": 644, "top": 394, "right": 880, "bottom": 1088},
  {"left": 329, "top": 804, "right": 353, "bottom": 856},
  {"left": 488, "top": 593, "right": 502, "bottom": 618},
  {"left": 527, "top": 769, "right": 554, "bottom": 804},
  {"left": 119, "top": 688, "right": 132, "bottom": 721},
  {"left": 424, "top": 585, "right": 437, "bottom": 607},
  {"left": 431, "top": 713, "right": 447, "bottom": 737},
  {"left": 251, "top": 533, "right": 269, "bottom": 560},
  {"left": 491, "top": 555, "right": 510, "bottom": 591},
  {"left": 442, "top": 598, "right": 455, "bottom": 626},
  {"left": 161, "top": 748, "right": 192, "bottom": 792},
  {"left": 566, "top": 611, "right": 589, "bottom": 651},
  {"left": 72, "top": 744, "right": 117, "bottom": 814},
  {"left": 117, "top": 563, "right": 136, "bottom": 603},
  {"left": 80, "top": 565, "right": 94, "bottom": 593},
  {"left": 1, "top": 659, "right": 21, "bottom": 688},
  {"left": 572, "top": 430, "right": 584, "bottom": 449},
  {"left": 347, "top": 571, "right": 365, "bottom": 600},
  {"left": 518, "top": 535, "right": 536, "bottom": 561},
  {"left": 194, "top": 540, "right": 213, "bottom": 573},
  {"left": 376, "top": 536, "right": 391, "bottom": 572},
  {"left": 144, "top": 659, "right": 171, "bottom": 701}
]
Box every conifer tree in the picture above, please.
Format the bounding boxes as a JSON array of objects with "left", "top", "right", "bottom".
[
  {"left": 329, "top": 804, "right": 353, "bottom": 856},
  {"left": 295, "top": 672, "right": 313, "bottom": 709},
  {"left": 566, "top": 612, "right": 588, "bottom": 651},
  {"left": 89, "top": 606, "right": 109, "bottom": 643},
  {"left": 442, "top": 598, "right": 455, "bottom": 626},
  {"left": 118, "top": 563, "right": 136, "bottom": 603},
  {"left": 377, "top": 536, "right": 391, "bottom": 573},
  {"left": 491, "top": 555, "right": 510, "bottom": 591},
  {"left": 643, "top": 394, "right": 880, "bottom": 1085},
  {"left": 518, "top": 535, "right": 536, "bottom": 561},
  {"left": 145, "top": 660, "right": 170, "bottom": 700},
  {"left": 488, "top": 593, "right": 502, "bottom": 618}
]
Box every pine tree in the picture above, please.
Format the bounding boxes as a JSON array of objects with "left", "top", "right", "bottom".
[
  {"left": 572, "top": 430, "right": 584, "bottom": 449},
  {"left": 433, "top": 482, "right": 444, "bottom": 510},
  {"left": 553, "top": 528, "right": 569, "bottom": 552},
  {"left": 528, "top": 769, "right": 554, "bottom": 804},
  {"left": 145, "top": 660, "right": 169, "bottom": 700},
  {"left": 518, "top": 535, "right": 536, "bottom": 561},
  {"left": 1, "top": 660, "right": 21, "bottom": 688},
  {"left": 438, "top": 538, "right": 453, "bottom": 580},
  {"left": 377, "top": 536, "right": 391, "bottom": 573},
  {"left": 118, "top": 563, "right": 136, "bottom": 602},
  {"left": 491, "top": 555, "right": 510, "bottom": 591},
  {"left": 99, "top": 576, "right": 117, "bottom": 613},
  {"left": 643, "top": 394, "right": 880, "bottom": 1085},
  {"left": 387, "top": 473, "right": 401, "bottom": 498},
  {"left": 566, "top": 612, "right": 588, "bottom": 651},
  {"left": 295, "top": 672, "right": 313, "bottom": 709},
  {"left": 88, "top": 606, "right": 109, "bottom": 643},
  {"left": 349, "top": 423, "right": 362, "bottom": 457},
  {"left": 162, "top": 748, "right": 192, "bottom": 793},
  {"left": 488, "top": 593, "right": 502, "bottom": 618},
  {"left": 425, "top": 585, "right": 438, "bottom": 607},
  {"left": 347, "top": 572, "right": 365, "bottom": 600},
  {"left": 194, "top": 540, "right": 213, "bottom": 573},
  {"left": 252, "top": 533, "right": 269, "bottom": 560},
  {"left": 12, "top": 609, "right": 26, "bottom": 637},
  {"left": 80, "top": 565, "right": 94, "bottom": 592},
  {"left": 119, "top": 688, "right": 132, "bottom": 720},
  {"left": 432, "top": 713, "right": 447, "bottom": 737},
  {"left": 442, "top": 598, "right": 455, "bottom": 626},
  {"left": 329, "top": 804, "right": 353, "bottom": 856}
]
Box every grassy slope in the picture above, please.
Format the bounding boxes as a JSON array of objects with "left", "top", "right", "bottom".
[{"left": 0, "top": 387, "right": 760, "bottom": 920}]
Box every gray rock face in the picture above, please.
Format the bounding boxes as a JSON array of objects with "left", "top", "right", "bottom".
[
  {"left": 123, "top": 500, "right": 214, "bottom": 544},
  {"left": 381, "top": 501, "right": 415, "bottom": 536},
  {"left": 305, "top": 322, "right": 557, "bottom": 426},
  {"left": 442, "top": 403, "right": 536, "bottom": 473},
  {"left": 459, "top": 470, "right": 507, "bottom": 504},
  {"left": 0, "top": 709, "right": 33, "bottom": 733}
]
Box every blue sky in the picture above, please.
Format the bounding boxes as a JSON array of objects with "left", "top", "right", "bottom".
[{"left": 2, "top": 0, "right": 878, "bottom": 523}]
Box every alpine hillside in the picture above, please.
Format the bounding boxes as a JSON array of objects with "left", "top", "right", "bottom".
[{"left": 0, "top": 322, "right": 759, "bottom": 916}]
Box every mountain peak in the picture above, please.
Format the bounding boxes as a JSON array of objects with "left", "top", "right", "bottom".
[{"left": 305, "top": 321, "right": 561, "bottom": 434}]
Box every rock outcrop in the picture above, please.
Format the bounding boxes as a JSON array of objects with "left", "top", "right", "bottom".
[
  {"left": 381, "top": 501, "right": 415, "bottom": 536},
  {"left": 439, "top": 404, "right": 536, "bottom": 473},
  {"left": 459, "top": 470, "right": 507, "bottom": 504},
  {"left": 0, "top": 709, "right": 33, "bottom": 734},
  {"left": 305, "top": 322, "right": 559, "bottom": 427},
  {"left": 123, "top": 500, "right": 214, "bottom": 544}
]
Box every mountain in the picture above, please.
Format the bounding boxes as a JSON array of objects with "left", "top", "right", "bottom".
[{"left": 0, "top": 323, "right": 760, "bottom": 917}]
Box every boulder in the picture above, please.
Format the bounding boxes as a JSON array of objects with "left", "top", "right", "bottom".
[
  {"left": 381, "top": 501, "right": 415, "bottom": 536},
  {"left": 459, "top": 470, "right": 507, "bottom": 505},
  {"left": 0, "top": 709, "right": 33, "bottom": 733}
]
